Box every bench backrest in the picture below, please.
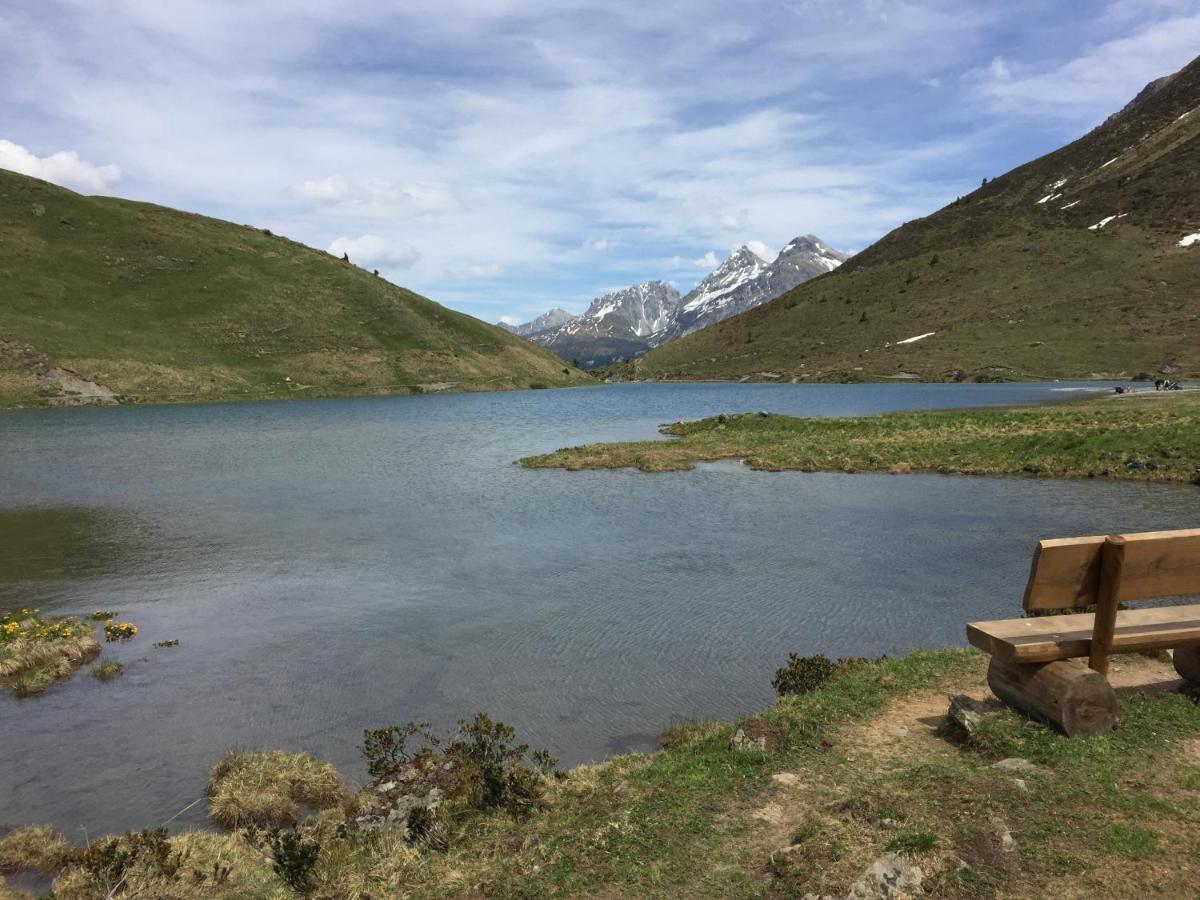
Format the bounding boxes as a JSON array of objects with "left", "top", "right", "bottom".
[{"left": 1023, "top": 528, "right": 1200, "bottom": 612}]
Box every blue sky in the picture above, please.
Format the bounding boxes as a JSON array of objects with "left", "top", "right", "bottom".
[{"left": 2, "top": 1, "right": 1199, "bottom": 325}]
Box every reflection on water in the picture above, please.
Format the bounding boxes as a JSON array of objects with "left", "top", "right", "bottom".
[
  {"left": 1, "top": 381, "right": 1196, "bottom": 836},
  {"left": 0, "top": 507, "right": 146, "bottom": 585}
]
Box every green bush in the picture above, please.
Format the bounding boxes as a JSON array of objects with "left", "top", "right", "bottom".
[
  {"left": 772, "top": 654, "right": 839, "bottom": 696},
  {"left": 771, "top": 654, "right": 876, "bottom": 696},
  {"left": 266, "top": 828, "right": 320, "bottom": 893},
  {"left": 361, "top": 713, "right": 560, "bottom": 820}
]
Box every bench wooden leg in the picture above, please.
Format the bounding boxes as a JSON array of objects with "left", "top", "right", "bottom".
[
  {"left": 987, "top": 657, "right": 1117, "bottom": 736},
  {"left": 1173, "top": 645, "right": 1200, "bottom": 684}
]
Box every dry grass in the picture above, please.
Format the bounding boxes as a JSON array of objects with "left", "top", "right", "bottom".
[
  {"left": 0, "top": 635, "right": 101, "bottom": 698},
  {"left": 0, "top": 826, "right": 76, "bottom": 874},
  {"left": 206, "top": 750, "right": 347, "bottom": 830}
]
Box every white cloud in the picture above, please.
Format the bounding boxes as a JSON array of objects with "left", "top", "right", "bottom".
[
  {"left": 327, "top": 234, "right": 420, "bottom": 269},
  {"left": 499, "top": 314, "right": 521, "bottom": 325},
  {"left": 975, "top": 13, "right": 1200, "bottom": 120},
  {"left": 0, "top": 139, "right": 120, "bottom": 193},
  {"left": 718, "top": 211, "right": 747, "bottom": 232},
  {"left": 671, "top": 250, "right": 721, "bottom": 270},
  {"left": 582, "top": 236, "right": 613, "bottom": 251},
  {"left": 745, "top": 240, "right": 778, "bottom": 262},
  {"left": 445, "top": 262, "right": 504, "bottom": 279},
  {"left": 295, "top": 174, "right": 464, "bottom": 218}
]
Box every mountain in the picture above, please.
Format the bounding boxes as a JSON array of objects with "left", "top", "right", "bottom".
[
  {"left": 527, "top": 281, "right": 682, "bottom": 368},
  {"left": 659, "top": 236, "right": 847, "bottom": 342},
  {"left": 0, "top": 169, "right": 588, "bottom": 406},
  {"left": 512, "top": 237, "right": 844, "bottom": 368},
  {"left": 618, "top": 55, "right": 1200, "bottom": 383},
  {"left": 497, "top": 307, "right": 578, "bottom": 337}
]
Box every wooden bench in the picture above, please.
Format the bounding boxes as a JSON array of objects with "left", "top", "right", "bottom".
[{"left": 967, "top": 528, "right": 1200, "bottom": 735}]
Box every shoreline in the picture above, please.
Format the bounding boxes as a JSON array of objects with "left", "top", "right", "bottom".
[
  {"left": 0, "top": 375, "right": 1132, "bottom": 414},
  {"left": 5, "top": 648, "right": 1200, "bottom": 897}
]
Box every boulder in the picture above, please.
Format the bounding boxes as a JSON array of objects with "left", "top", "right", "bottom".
[
  {"left": 730, "top": 727, "right": 767, "bottom": 753},
  {"left": 946, "top": 694, "right": 990, "bottom": 737},
  {"left": 991, "top": 758, "right": 1037, "bottom": 773},
  {"left": 845, "top": 853, "right": 924, "bottom": 899},
  {"left": 991, "top": 817, "right": 1018, "bottom": 854}
]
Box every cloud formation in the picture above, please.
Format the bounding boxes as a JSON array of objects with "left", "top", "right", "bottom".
[
  {"left": 327, "top": 234, "right": 420, "bottom": 269},
  {"left": 0, "top": 139, "right": 120, "bottom": 193},
  {"left": 2, "top": 1, "right": 1197, "bottom": 323},
  {"left": 295, "top": 175, "right": 464, "bottom": 218}
]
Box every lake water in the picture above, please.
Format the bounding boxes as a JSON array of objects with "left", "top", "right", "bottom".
[{"left": 2, "top": 381, "right": 1197, "bottom": 837}]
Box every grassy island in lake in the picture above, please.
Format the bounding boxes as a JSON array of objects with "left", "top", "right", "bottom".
[{"left": 521, "top": 390, "right": 1200, "bottom": 482}]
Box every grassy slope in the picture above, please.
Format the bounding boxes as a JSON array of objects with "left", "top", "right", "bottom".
[
  {"left": 621, "top": 57, "right": 1200, "bottom": 383},
  {"left": 9, "top": 651, "right": 1200, "bottom": 898},
  {"left": 0, "top": 169, "right": 589, "bottom": 406},
  {"left": 522, "top": 390, "right": 1200, "bottom": 481}
]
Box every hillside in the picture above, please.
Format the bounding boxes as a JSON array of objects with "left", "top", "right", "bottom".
[
  {"left": 619, "top": 56, "right": 1200, "bottom": 383},
  {"left": 0, "top": 170, "right": 588, "bottom": 406}
]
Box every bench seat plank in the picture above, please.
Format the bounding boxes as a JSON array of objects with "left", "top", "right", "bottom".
[{"left": 967, "top": 603, "right": 1200, "bottom": 663}]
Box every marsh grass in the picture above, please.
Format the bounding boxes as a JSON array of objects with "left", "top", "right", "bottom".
[
  {"left": 91, "top": 660, "right": 124, "bottom": 681},
  {"left": 0, "top": 628, "right": 100, "bottom": 705},
  {"left": 0, "top": 826, "right": 76, "bottom": 875},
  {"left": 206, "top": 751, "right": 346, "bottom": 830}
]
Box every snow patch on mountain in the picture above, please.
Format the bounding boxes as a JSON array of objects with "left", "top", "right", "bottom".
[
  {"left": 656, "top": 235, "right": 848, "bottom": 343},
  {"left": 1088, "top": 213, "right": 1126, "bottom": 230}
]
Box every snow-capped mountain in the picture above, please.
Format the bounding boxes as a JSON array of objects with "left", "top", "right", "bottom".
[
  {"left": 499, "top": 236, "right": 845, "bottom": 368},
  {"left": 524, "top": 281, "right": 682, "bottom": 367},
  {"left": 496, "top": 307, "right": 578, "bottom": 337},
  {"left": 655, "top": 236, "right": 847, "bottom": 343},
  {"left": 560, "top": 281, "right": 682, "bottom": 339}
]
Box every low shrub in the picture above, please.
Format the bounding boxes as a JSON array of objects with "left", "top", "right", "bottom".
[
  {"left": 265, "top": 827, "right": 320, "bottom": 893},
  {"left": 771, "top": 653, "right": 874, "bottom": 696},
  {"left": 207, "top": 751, "right": 346, "bottom": 830},
  {"left": 361, "top": 713, "right": 562, "bottom": 823},
  {"left": 772, "top": 653, "right": 838, "bottom": 695},
  {"left": 76, "top": 827, "right": 187, "bottom": 896}
]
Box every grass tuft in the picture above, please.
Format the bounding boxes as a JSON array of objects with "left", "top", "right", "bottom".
[
  {"left": 206, "top": 750, "right": 346, "bottom": 830},
  {"left": 91, "top": 660, "right": 124, "bottom": 681},
  {"left": 0, "top": 826, "right": 77, "bottom": 874}
]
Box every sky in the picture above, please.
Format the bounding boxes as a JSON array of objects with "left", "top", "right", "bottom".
[{"left": 2, "top": 1, "right": 1199, "bottom": 325}]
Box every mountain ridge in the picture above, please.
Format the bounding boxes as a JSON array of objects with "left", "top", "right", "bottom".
[{"left": 506, "top": 235, "right": 845, "bottom": 368}]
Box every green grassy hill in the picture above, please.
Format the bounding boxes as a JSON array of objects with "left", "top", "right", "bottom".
[
  {"left": 621, "top": 55, "right": 1200, "bottom": 384},
  {"left": 0, "top": 170, "right": 588, "bottom": 406}
]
